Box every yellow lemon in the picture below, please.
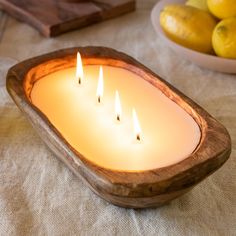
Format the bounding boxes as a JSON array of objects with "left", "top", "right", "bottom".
[
  {"left": 212, "top": 17, "right": 236, "bottom": 59},
  {"left": 186, "top": 0, "right": 209, "bottom": 11},
  {"left": 207, "top": 0, "right": 236, "bottom": 19},
  {"left": 160, "top": 4, "right": 217, "bottom": 53}
]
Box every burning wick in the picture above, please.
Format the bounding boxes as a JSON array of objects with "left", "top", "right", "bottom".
[
  {"left": 136, "top": 134, "right": 140, "bottom": 141},
  {"left": 132, "top": 108, "right": 142, "bottom": 141},
  {"left": 97, "top": 66, "right": 104, "bottom": 103},
  {"left": 76, "top": 52, "right": 83, "bottom": 84},
  {"left": 115, "top": 90, "right": 122, "bottom": 121},
  {"left": 117, "top": 114, "right": 120, "bottom": 121}
]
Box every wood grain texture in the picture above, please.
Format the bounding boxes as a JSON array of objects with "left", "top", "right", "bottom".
[
  {"left": 6, "top": 47, "right": 231, "bottom": 208},
  {"left": 0, "top": 0, "right": 135, "bottom": 37}
]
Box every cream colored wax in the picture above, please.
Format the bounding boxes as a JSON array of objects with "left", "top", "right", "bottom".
[{"left": 31, "top": 65, "right": 201, "bottom": 171}]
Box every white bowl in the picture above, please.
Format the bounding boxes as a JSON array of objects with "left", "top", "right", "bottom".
[{"left": 151, "top": 0, "right": 236, "bottom": 73}]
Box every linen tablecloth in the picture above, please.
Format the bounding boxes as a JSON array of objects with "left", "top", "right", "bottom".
[{"left": 0, "top": 1, "right": 235, "bottom": 235}]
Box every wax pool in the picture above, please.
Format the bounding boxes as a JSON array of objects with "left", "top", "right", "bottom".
[{"left": 30, "top": 65, "right": 201, "bottom": 171}]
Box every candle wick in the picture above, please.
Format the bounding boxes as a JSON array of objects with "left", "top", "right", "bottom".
[
  {"left": 98, "top": 96, "right": 101, "bottom": 103},
  {"left": 136, "top": 134, "right": 141, "bottom": 141},
  {"left": 78, "top": 77, "right": 81, "bottom": 84},
  {"left": 117, "top": 115, "right": 120, "bottom": 121}
]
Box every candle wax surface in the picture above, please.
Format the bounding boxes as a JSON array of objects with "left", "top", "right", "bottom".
[{"left": 31, "top": 65, "right": 201, "bottom": 171}]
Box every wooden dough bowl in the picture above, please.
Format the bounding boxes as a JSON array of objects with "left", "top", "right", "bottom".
[{"left": 6, "top": 47, "right": 231, "bottom": 208}]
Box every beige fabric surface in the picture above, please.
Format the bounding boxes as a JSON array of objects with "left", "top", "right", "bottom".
[{"left": 0, "top": 1, "right": 236, "bottom": 235}]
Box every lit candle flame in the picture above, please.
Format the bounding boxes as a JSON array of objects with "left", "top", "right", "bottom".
[
  {"left": 132, "top": 108, "right": 141, "bottom": 141},
  {"left": 76, "top": 52, "right": 83, "bottom": 84},
  {"left": 115, "top": 90, "right": 122, "bottom": 121},
  {"left": 96, "top": 66, "right": 104, "bottom": 103}
]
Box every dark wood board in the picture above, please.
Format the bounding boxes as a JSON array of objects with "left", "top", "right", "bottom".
[
  {"left": 6, "top": 47, "right": 231, "bottom": 208},
  {"left": 0, "top": 0, "right": 135, "bottom": 37}
]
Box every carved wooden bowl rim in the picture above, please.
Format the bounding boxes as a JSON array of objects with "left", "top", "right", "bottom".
[{"left": 6, "top": 47, "right": 231, "bottom": 198}]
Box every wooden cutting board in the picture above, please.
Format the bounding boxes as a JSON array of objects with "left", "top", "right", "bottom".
[{"left": 0, "top": 0, "right": 135, "bottom": 37}]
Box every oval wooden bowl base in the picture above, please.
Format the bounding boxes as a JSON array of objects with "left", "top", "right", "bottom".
[{"left": 6, "top": 47, "right": 231, "bottom": 208}]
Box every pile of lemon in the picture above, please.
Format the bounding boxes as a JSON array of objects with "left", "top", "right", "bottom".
[{"left": 160, "top": 0, "right": 236, "bottom": 59}]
